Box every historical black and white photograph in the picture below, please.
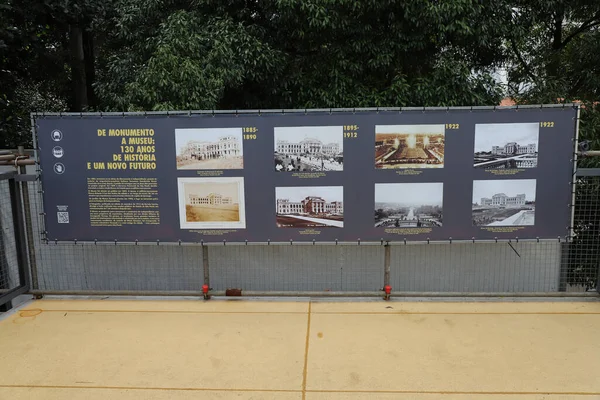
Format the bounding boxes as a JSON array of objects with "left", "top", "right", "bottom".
[
  {"left": 274, "top": 126, "right": 343, "bottom": 172},
  {"left": 472, "top": 179, "right": 536, "bottom": 226},
  {"left": 374, "top": 183, "right": 443, "bottom": 227},
  {"left": 275, "top": 186, "right": 343, "bottom": 228},
  {"left": 473, "top": 123, "right": 539, "bottom": 169},
  {"left": 177, "top": 177, "right": 246, "bottom": 229},
  {"left": 375, "top": 125, "right": 445, "bottom": 169},
  {"left": 175, "top": 128, "right": 243, "bottom": 170}
]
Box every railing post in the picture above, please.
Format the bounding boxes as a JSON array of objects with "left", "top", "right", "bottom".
[
  {"left": 597, "top": 262, "right": 600, "bottom": 294},
  {"left": 383, "top": 244, "right": 391, "bottom": 300},
  {"left": 17, "top": 146, "right": 38, "bottom": 291},
  {"left": 11, "top": 176, "right": 30, "bottom": 291},
  {"left": 202, "top": 244, "right": 210, "bottom": 299}
]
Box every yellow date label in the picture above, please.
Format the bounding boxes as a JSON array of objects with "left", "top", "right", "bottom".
[
  {"left": 445, "top": 123, "right": 459, "bottom": 129},
  {"left": 540, "top": 121, "right": 554, "bottom": 128},
  {"left": 243, "top": 127, "right": 258, "bottom": 133}
]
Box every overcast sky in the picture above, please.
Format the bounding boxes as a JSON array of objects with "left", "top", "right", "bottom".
[
  {"left": 175, "top": 128, "right": 243, "bottom": 155},
  {"left": 276, "top": 186, "right": 343, "bottom": 202},
  {"left": 184, "top": 181, "right": 240, "bottom": 202},
  {"left": 375, "top": 183, "right": 443, "bottom": 206},
  {"left": 375, "top": 124, "right": 445, "bottom": 135},
  {"left": 274, "top": 126, "right": 343, "bottom": 150},
  {"left": 474, "top": 123, "right": 539, "bottom": 152},
  {"left": 472, "top": 179, "right": 537, "bottom": 202}
]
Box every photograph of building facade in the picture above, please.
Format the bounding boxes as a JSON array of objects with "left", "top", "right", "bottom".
[
  {"left": 188, "top": 193, "right": 233, "bottom": 206},
  {"left": 175, "top": 128, "right": 244, "bottom": 170},
  {"left": 275, "top": 186, "right": 343, "bottom": 228},
  {"left": 276, "top": 197, "right": 344, "bottom": 215},
  {"left": 474, "top": 123, "right": 539, "bottom": 169},
  {"left": 375, "top": 125, "right": 445, "bottom": 169},
  {"left": 177, "top": 177, "right": 246, "bottom": 229},
  {"left": 276, "top": 139, "right": 340, "bottom": 156},
  {"left": 472, "top": 179, "right": 536, "bottom": 226},
  {"left": 374, "top": 183, "right": 443, "bottom": 227},
  {"left": 492, "top": 142, "right": 537, "bottom": 156},
  {"left": 480, "top": 193, "right": 526, "bottom": 207},
  {"left": 274, "top": 126, "right": 343, "bottom": 172}
]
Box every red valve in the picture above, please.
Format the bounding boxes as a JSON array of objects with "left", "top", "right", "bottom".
[
  {"left": 384, "top": 285, "right": 392, "bottom": 295},
  {"left": 202, "top": 284, "right": 209, "bottom": 294}
]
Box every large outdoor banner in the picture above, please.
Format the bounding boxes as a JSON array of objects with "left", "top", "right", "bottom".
[{"left": 35, "top": 107, "right": 577, "bottom": 242}]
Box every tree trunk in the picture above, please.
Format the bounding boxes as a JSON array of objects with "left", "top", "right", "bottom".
[
  {"left": 69, "top": 24, "right": 88, "bottom": 111},
  {"left": 547, "top": 7, "right": 565, "bottom": 79},
  {"left": 82, "top": 28, "right": 96, "bottom": 109}
]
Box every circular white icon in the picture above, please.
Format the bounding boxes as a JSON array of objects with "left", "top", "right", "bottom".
[
  {"left": 51, "top": 130, "right": 63, "bottom": 142},
  {"left": 53, "top": 163, "right": 65, "bottom": 174},
  {"left": 52, "top": 146, "right": 64, "bottom": 158}
]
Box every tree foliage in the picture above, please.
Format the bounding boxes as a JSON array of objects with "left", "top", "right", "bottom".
[
  {"left": 506, "top": 0, "right": 600, "bottom": 164},
  {"left": 93, "top": 0, "right": 511, "bottom": 111},
  {"left": 2, "top": 0, "right": 517, "bottom": 148},
  {"left": 500, "top": 0, "right": 600, "bottom": 289},
  {"left": 1, "top": 0, "right": 599, "bottom": 145}
]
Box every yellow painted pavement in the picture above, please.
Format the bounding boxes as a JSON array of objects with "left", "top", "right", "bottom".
[{"left": 0, "top": 299, "right": 599, "bottom": 399}]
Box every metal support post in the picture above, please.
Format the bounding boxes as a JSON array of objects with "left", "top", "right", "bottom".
[
  {"left": 17, "top": 146, "right": 38, "bottom": 290},
  {"left": 597, "top": 263, "right": 600, "bottom": 294},
  {"left": 202, "top": 245, "right": 211, "bottom": 300},
  {"left": 383, "top": 244, "right": 391, "bottom": 300},
  {"left": 11, "top": 177, "right": 30, "bottom": 290}
]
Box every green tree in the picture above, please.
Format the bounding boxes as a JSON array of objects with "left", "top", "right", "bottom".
[
  {"left": 0, "top": 0, "right": 114, "bottom": 147},
  {"left": 504, "top": 0, "right": 600, "bottom": 289},
  {"left": 506, "top": 0, "right": 600, "bottom": 164},
  {"left": 95, "top": 0, "right": 513, "bottom": 111}
]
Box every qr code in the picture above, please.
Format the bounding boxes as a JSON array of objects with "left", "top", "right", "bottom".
[{"left": 57, "top": 212, "right": 69, "bottom": 224}]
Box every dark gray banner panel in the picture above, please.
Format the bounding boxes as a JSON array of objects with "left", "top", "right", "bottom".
[{"left": 35, "top": 107, "right": 577, "bottom": 242}]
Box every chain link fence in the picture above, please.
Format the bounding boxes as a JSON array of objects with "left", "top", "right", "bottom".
[
  {"left": 0, "top": 172, "right": 29, "bottom": 309},
  {"left": 14, "top": 168, "right": 597, "bottom": 297},
  {"left": 0, "top": 179, "right": 19, "bottom": 295},
  {"left": 562, "top": 173, "right": 600, "bottom": 292}
]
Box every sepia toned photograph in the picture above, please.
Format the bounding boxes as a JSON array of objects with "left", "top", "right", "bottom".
[
  {"left": 274, "top": 126, "right": 343, "bottom": 172},
  {"left": 177, "top": 177, "right": 246, "bottom": 229},
  {"left": 473, "top": 123, "right": 539, "bottom": 169},
  {"left": 472, "top": 179, "right": 536, "bottom": 226},
  {"left": 276, "top": 186, "right": 343, "bottom": 228},
  {"left": 375, "top": 125, "right": 445, "bottom": 169},
  {"left": 175, "top": 128, "right": 243, "bottom": 170},
  {"left": 375, "top": 183, "right": 443, "bottom": 227}
]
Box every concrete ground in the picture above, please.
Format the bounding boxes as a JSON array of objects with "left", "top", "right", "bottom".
[{"left": 1, "top": 298, "right": 600, "bottom": 399}]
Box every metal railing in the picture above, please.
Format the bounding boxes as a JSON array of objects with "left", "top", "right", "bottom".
[
  {"left": 0, "top": 171, "right": 30, "bottom": 310},
  {"left": 18, "top": 171, "right": 599, "bottom": 298},
  {"left": 1, "top": 157, "right": 599, "bottom": 301}
]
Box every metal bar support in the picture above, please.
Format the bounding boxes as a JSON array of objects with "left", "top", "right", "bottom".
[
  {"left": 0, "top": 176, "right": 32, "bottom": 309},
  {"left": 17, "top": 146, "right": 38, "bottom": 290},
  {"left": 26, "top": 290, "right": 599, "bottom": 298},
  {"left": 571, "top": 106, "right": 581, "bottom": 240},
  {"left": 576, "top": 168, "right": 600, "bottom": 177},
  {"left": 202, "top": 245, "right": 210, "bottom": 299},
  {"left": 11, "top": 177, "right": 30, "bottom": 292},
  {"left": 383, "top": 244, "right": 391, "bottom": 300},
  {"left": 578, "top": 150, "right": 600, "bottom": 157}
]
